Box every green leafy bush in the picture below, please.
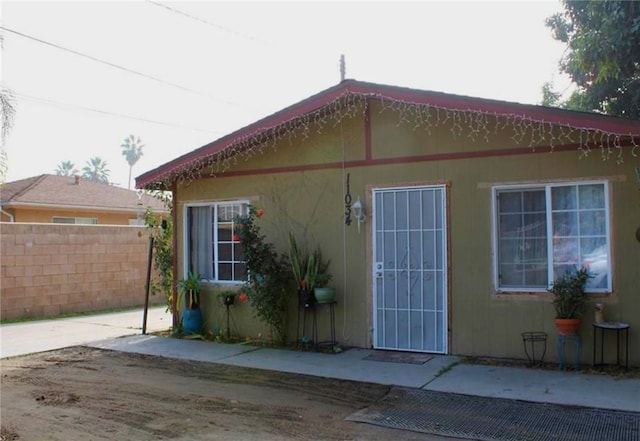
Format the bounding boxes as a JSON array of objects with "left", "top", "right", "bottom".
[
  {"left": 144, "top": 206, "right": 173, "bottom": 313},
  {"left": 549, "top": 266, "right": 593, "bottom": 319},
  {"left": 235, "top": 206, "right": 291, "bottom": 345}
]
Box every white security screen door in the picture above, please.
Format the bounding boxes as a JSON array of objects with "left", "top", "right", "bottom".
[{"left": 372, "top": 185, "right": 448, "bottom": 353}]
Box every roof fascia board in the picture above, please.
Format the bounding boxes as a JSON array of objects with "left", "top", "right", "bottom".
[
  {"left": 136, "top": 82, "right": 350, "bottom": 187},
  {"left": 347, "top": 81, "right": 640, "bottom": 134},
  {"left": 3, "top": 201, "right": 167, "bottom": 213},
  {"left": 136, "top": 80, "right": 640, "bottom": 189}
]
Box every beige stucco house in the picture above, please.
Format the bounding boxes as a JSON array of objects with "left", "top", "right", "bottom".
[
  {"left": 1, "top": 174, "right": 166, "bottom": 225},
  {"left": 137, "top": 80, "right": 640, "bottom": 365}
]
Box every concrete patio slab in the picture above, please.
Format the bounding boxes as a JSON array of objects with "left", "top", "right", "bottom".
[
  {"left": 88, "top": 335, "right": 460, "bottom": 388},
  {"left": 91, "top": 334, "right": 260, "bottom": 363},
  {"left": 424, "top": 363, "right": 640, "bottom": 412},
  {"left": 0, "top": 306, "right": 171, "bottom": 358}
]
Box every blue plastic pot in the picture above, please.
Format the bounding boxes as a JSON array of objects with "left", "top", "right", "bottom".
[{"left": 182, "top": 308, "right": 203, "bottom": 335}]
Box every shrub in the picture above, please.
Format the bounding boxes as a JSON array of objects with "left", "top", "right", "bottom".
[
  {"left": 549, "top": 266, "right": 593, "bottom": 319},
  {"left": 235, "top": 206, "right": 291, "bottom": 345}
]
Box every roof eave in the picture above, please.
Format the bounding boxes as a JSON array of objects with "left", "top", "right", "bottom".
[
  {"left": 136, "top": 80, "right": 640, "bottom": 190},
  {"left": 2, "top": 201, "right": 169, "bottom": 214}
]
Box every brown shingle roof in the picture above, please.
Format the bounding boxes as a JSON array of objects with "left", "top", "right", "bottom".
[{"left": 1, "top": 174, "right": 167, "bottom": 212}]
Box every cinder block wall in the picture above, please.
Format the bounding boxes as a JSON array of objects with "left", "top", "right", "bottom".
[{"left": 1, "top": 223, "right": 164, "bottom": 320}]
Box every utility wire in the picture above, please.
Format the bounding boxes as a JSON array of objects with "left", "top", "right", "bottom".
[
  {"left": 146, "top": 0, "right": 266, "bottom": 44},
  {"left": 0, "top": 26, "right": 247, "bottom": 109},
  {"left": 143, "top": 2, "right": 342, "bottom": 84},
  {"left": 14, "top": 91, "right": 221, "bottom": 135}
]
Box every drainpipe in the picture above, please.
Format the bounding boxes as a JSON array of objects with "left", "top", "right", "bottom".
[{"left": 0, "top": 206, "right": 14, "bottom": 222}]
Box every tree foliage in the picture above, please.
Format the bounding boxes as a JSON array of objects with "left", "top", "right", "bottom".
[
  {"left": 55, "top": 160, "right": 78, "bottom": 177},
  {"left": 545, "top": 1, "right": 640, "bottom": 118},
  {"left": 0, "top": 86, "right": 14, "bottom": 185},
  {"left": 82, "top": 157, "right": 110, "bottom": 183},
  {"left": 0, "top": 34, "right": 14, "bottom": 185},
  {"left": 143, "top": 194, "right": 174, "bottom": 323},
  {"left": 121, "top": 135, "right": 144, "bottom": 189}
]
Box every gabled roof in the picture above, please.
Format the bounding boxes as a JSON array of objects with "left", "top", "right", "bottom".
[
  {"left": 1, "top": 174, "right": 167, "bottom": 213},
  {"left": 136, "top": 79, "right": 640, "bottom": 190}
]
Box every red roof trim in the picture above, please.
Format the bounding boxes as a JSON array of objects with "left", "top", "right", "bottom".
[
  {"left": 345, "top": 82, "right": 640, "bottom": 134},
  {"left": 171, "top": 143, "right": 591, "bottom": 181},
  {"left": 136, "top": 82, "right": 350, "bottom": 187},
  {"left": 136, "top": 80, "right": 640, "bottom": 189}
]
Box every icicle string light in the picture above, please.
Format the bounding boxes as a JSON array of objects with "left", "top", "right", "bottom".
[{"left": 142, "top": 91, "right": 640, "bottom": 190}]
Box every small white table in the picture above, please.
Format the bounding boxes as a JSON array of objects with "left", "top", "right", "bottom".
[{"left": 592, "top": 322, "right": 630, "bottom": 370}]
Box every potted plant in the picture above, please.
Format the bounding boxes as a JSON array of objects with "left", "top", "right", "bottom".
[
  {"left": 289, "top": 232, "right": 314, "bottom": 307},
  {"left": 177, "top": 271, "right": 203, "bottom": 335},
  {"left": 216, "top": 290, "right": 237, "bottom": 306},
  {"left": 288, "top": 233, "right": 333, "bottom": 306},
  {"left": 311, "top": 249, "right": 334, "bottom": 303},
  {"left": 549, "top": 266, "right": 593, "bottom": 336}
]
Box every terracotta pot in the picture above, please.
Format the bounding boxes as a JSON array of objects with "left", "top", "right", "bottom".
[{"left": 555, "top": 318, "right": 581, "bottom": 336}]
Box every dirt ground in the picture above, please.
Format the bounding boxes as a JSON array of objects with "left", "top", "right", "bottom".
[{"left": 0, "top": 347, "right": 439, "bottom": 441}]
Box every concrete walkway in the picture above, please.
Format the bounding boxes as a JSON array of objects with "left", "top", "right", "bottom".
[
  {"left": 2, "top": 307, "right": 639, "bottom": 414},
  {"left": 0, "top": 305, "right": 171, "bottom": 358},
  {"left": 90, "top": 334, "right": 640, "bottom": 413}
]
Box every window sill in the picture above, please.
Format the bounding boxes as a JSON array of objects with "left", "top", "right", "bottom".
[{"left": 493, "top": 291, "right": 615, "bottom": 299}]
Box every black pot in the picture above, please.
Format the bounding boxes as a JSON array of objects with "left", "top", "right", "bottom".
[{"left": 299, "top": 289, "right": 316, "bottom": 308}]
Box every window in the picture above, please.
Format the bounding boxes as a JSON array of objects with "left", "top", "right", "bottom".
[
  {"left": 494, "top": 181, "right": 610, "bottom": 292},
  {"left": 52, "top": 217, "right": 98, "bottom": 224},
  {"left": 185, "top": 201, "right": 248, "bottom": 282}
]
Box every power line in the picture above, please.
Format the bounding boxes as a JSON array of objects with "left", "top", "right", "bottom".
[
  {"left": 14, "top": 91, "right": 221, "bottom": 135},
  {"left": 0, "top": 26, "right": 248, "bottom": 109},
  {"left": 146, "top": 0, "right": 266, "bottom": 44},
  {"left": 143, "top": 2, "right": 341, "bottom": 85}
]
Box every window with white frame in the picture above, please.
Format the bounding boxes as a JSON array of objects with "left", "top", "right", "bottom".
[
  {"left": 494, "top": 181, "right": 611, "bottom": 292},
  {"left": 52, "top": 216, "right": 98, "bottom": 224},
  {"left": 185, "top": 201, "right": 248, "bottom": 282}
]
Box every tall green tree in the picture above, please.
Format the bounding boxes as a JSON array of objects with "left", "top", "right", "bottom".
[
  {"left": 545, "top": 1, "right": 640, "bottom": 118},
  {"left": 121, "top": 135, "right": 144, "bottom": 189},
  {"left": 82, "top": 157, "right": 110, "bottom": 183},
  {"left": 55, "top": 160, "right": 78, "bottom": 177}
]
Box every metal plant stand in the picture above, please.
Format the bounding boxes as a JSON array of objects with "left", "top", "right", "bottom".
[{"left": 521, "top": 332, "right": 547, "bottom": 367}]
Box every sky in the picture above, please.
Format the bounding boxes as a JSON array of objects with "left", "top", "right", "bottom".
[{"left": 1, "top": 0, "right": 571, "bottom": 190}]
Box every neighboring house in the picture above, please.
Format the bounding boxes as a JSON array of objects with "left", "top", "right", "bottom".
[
  {"left": 137, "top": 80, "right": 640, "bottom": 364},
  {"left": 1, "top": 174, "right": 167, "bottom": 225}
]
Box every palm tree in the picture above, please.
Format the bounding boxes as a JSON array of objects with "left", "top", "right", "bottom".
[
  {"left": 121, "top": 135, "right": 144, "bottom": 189},
  {"left": 55, "top": 160, "right": 78, "bottom": 176},
  {"left": 82, "top": 157, "right": 110, "bottom": 183}
]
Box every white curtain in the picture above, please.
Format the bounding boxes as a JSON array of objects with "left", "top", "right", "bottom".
[{"left": 189, "top": 206, "right": 212, "bottom": 280}]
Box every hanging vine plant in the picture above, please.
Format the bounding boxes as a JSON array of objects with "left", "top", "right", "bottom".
[{"left": 143, "top": 193, "right": 175, "bottom": 327}]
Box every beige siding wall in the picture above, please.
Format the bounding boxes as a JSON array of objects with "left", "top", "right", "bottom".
[
  {"left": 7, "top": 206, "right": 139, "bottom": 225},
  {"left": 1, "top": 223, "right": 162, "bottom": 320},
  {"left": 175, "top": 105, "right": 640, "bottom": 365}
]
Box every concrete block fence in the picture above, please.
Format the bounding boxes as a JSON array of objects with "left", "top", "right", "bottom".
[{"left": 1, "top": 223, "right": 163, "bottom": 320}]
